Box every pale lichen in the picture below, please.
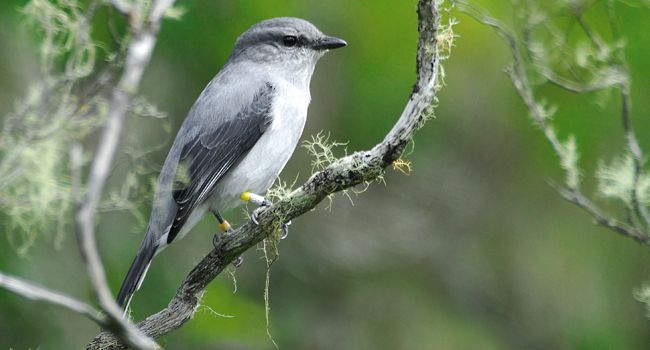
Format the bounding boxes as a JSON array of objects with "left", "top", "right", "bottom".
[
  {"left": 261, "top": 238, "right": 279, "bottom": 349},
  {"left": 301, "top": 131, "right": 348, "bottom": 173},
  {"left": 0, "top": 0, "right": 169, "bottom": 254},
  {"left": 392, "top": 158, "right": 414, "bottom": 176},
  {"left": 597, "top": 155, "right": 650, "bottom": 206},
  {"left": 559, "top": 135, "right": 581, "bottom": 190}
]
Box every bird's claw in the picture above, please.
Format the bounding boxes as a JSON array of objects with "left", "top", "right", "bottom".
[
  {"left": 250, "top": 199, "right": 272, "bottom": 225},
  {"left": 232, "top": 256, "right": 244, "bottom": 268},
  {"left": 251, "top": 207, "right": 262, "bottom": 225},
  {"left": 212, "top": 233, "right": 221, "bottom": 248},
  {"left": 213, "top": 234, "right": 243, "bottom": 267},
  {"left": 281, "top": 220, "right": 292, "bottom": 239},
  {"left": 246, "top": 196, "right": 290, "bottom": 239}
]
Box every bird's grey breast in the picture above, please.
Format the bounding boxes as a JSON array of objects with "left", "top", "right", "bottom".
[{"left": 210, "top": 78, "right": 311, "bottom": 209}]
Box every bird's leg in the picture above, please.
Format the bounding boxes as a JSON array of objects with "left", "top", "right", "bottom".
[
  {"left": 211, "top": 209, "right": 243, "bottom": 267},
  {"left": 212, "top": 209, "right": 232, "bottom": 234},
  {"left": 240, "top": 191, "right": 291, "bottom": 239}
]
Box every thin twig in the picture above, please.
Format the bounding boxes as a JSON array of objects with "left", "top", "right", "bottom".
[
  {"left": 0, "top": 271, "right": 107, "bottom": 326},
  {"left": 576, "top": 15, "right": 608, "bottom": 55},
  {"left": 547, "top": 180, "right": 648, "bottom": 244},
  {"left": 541, "top": 68, "right": 615, "bottom": 93}
]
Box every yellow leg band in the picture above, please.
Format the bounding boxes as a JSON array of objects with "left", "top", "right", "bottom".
[
  {"left": 219, "top": 221, "right": 232, "bottom": 232},
  {"left": 240, "top": 191, "right": 266, "bottom": 205}
]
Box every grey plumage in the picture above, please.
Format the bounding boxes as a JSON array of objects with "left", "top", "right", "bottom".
[
  {"left": 168, "top": 83, "right": 275, "bottom": 244},
  {"left": 116, "top": 17, "right": 346, "bottom": 309}
]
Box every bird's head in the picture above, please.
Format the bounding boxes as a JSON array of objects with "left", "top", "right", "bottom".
[{"left": 229, "top": 17, "right": 346, "bottom": 76}]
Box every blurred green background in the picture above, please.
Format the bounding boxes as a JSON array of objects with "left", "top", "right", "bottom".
[{"left": 2, "top": 0, "right": 650, "bottom": 349}]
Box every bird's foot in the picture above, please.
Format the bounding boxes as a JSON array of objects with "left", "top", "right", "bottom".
[
  {"left": 250, "top": 205, "right": 270, "bottom": 225},
  {"left": 252, "top": 207, "right": 292, "bottom": 239},
  {"left": 252, "top": 211, "right": 291, "bottom": 239},
  {"left": 212, "top": 232, "right": 244, "bottom": 268},
  {"left": 242, "top": 192, "right": 272, "bottom": 225},
  {"left": 212, "top": 226, "right": 235, "bottom": 248},
  {"left": 212, "top": 233, "right": 221, "bottom": 248},
  {"left": 241, "top": 192, "right": 292, "bottom": 239}
]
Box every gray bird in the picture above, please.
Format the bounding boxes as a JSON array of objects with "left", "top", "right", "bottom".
[{"left": 116, "top": 17, "right": 346, "bottom": 310}]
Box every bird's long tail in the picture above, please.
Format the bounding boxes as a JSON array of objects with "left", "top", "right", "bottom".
[{"left": 116, "top": 235, "right": 157, "bottom": 312}]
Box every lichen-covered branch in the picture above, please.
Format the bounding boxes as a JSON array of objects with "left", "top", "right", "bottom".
[
  {"left": 87, "top": 0, "right": 443, "bottom": 348},
  {"left": 453, "top": 0, "right": 650, "bottom": 245},
  {"left": 578, "top": 3, "right": 650, "bottom": 232}
]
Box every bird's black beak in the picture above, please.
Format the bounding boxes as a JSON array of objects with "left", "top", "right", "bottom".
[{"left": 313, "top": 36, "right": 347, "bottom": 50}]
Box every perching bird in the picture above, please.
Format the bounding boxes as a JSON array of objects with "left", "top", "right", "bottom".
[{"left": 115, "top": 18, "right": 346, "bottom": 310}]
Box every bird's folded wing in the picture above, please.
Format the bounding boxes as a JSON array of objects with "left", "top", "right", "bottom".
[{"left": 167, "top": 82, "right": 275, "bottom": 244}]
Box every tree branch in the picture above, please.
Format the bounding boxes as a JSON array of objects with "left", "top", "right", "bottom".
[
  {"left": 87, "top": 0, "right": 442, "bottom": 348},
  {"left": 72, "top": 0, "right": 176, "bottom": 349},
  {"left": 0, "top": 271, "right": 106, "bottom": 326},
  {"left": 454, "top": 0, "right": 650, "bottom": 247},
  {"left": 540, "top": 68, "right": 617, "bottom": 94},
  {"left": 547, "top": 180, "right": 649, "bottom": 245}
]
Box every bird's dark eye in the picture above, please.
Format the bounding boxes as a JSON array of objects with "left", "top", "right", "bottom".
[{"left": 283, "top": 35, "right": 297, "bottom": 47}]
